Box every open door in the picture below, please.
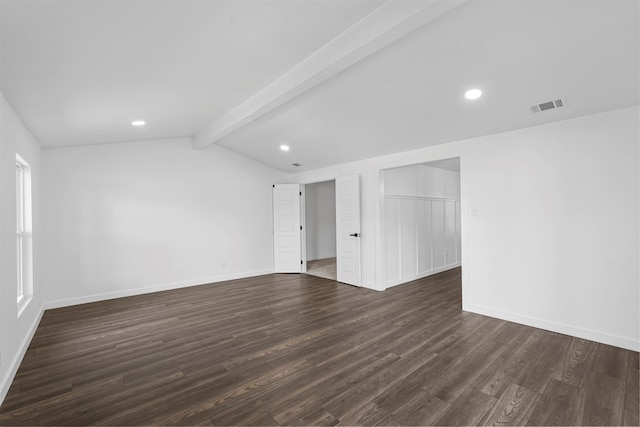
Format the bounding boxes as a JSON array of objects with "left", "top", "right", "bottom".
[
  {"left": 273, "top": 184, "right": 303, "bottom": 273},
  {"left": 336, "top": 175, "right": 361, "bottom": 286}
]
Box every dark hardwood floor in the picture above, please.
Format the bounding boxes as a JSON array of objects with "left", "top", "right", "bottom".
[{"left": 1, "top": 268, "right": 638, "bottom": 426}]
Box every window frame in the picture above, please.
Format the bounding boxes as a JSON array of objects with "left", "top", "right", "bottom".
[{"left": 16, "top": 154, "right": 32, "bottom": 314}]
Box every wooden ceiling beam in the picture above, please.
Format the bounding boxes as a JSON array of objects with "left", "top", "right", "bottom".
[{"left": 193, "top": 0, "right": 468, "bottom": 149}]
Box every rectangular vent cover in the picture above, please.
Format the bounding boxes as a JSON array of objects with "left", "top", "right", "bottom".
[{"left": 530, "top": 98, "right": 565, "bottom": 113}]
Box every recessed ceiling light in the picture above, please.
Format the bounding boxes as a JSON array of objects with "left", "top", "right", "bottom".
[
  {"left": 131, "top": 120, "right": 146, "bottom": 126},
  {"left": 280, "top": 145, "right": 290, "bottom": 151},
  {"left": 464, "top": 89, "right": 482, "bottom": 100}
]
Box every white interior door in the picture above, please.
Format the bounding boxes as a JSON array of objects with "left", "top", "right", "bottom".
[
  {"left": 273, "top": 184, "right": 302, "bottom": 273},
  {"left": 336, "top": 175, "right": 361, "bottom": 286}
]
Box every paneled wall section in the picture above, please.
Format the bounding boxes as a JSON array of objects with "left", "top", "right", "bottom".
[{"left": 384, "top": 165, "right": 461, "bottom": 287}]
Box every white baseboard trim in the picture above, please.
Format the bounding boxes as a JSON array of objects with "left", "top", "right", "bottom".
[
  {"left": 361, "top": 280, "right": 384, "bottom": 292},
  {"left": 44, "top": 269, "right": 274, "bottom": 310},
  {"left": 384, "top": 263, "right": 462, "bottom": 289},
  {"left": 0, "top": 307, "right": 44, "bottom": 405},
  {"left": 465, "top": 303, "right": 639, "bottom": 352}
]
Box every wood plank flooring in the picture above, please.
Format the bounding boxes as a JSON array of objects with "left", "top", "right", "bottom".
[{"left": 1, "top": 268, "right": 638, "bottom": 426}]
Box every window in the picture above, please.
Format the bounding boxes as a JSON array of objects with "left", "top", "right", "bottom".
[{"left": 16, "top": 154, "right": 32, "bottom": 313}]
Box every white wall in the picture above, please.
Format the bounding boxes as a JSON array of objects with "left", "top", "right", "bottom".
[
  {"left": 305, "top": 180, "right": 336, "bottom": 261},
  {"left": 291, "top": 106, "right": 639, "bottom": 351},
  {"left": 383, "top": 164, "right": 461, "bottom": 286},
  {"left": 465, "top": 107, "right": 639, "bottom": 351},
  {"left": 0, "top": 92, "right": 44, "bottom": 403},
  {"left": 42, "top": 138, "right": 287, "bottom": 307},
  {"left": 384, "top": 164, "right": 460, "bottom": 199}
]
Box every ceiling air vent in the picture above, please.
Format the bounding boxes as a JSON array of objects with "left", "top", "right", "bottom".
[
  {"left": 292, "top": 163, "right": 302, "bottom": 167},
  {"left": 530, "top": 98, "right": 565, "bottom": 113}
]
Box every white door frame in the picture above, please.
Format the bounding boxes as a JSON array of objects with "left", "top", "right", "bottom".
[{"left": 300, "top": 185, "right": 307, "bottom": 273}]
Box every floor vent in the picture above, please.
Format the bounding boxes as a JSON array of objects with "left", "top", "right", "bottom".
[{"left": 530, "top": 98, "right": 565, "bottom": 113}]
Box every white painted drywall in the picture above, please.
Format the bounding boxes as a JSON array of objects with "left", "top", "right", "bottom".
[
  {"left": 384, "top": 164, "right": 460, "bottom": 199},
  {"left": 0, "top": 92, "right": 44, "bottom": 403},
  {"left": 42, "top": 138, "right": 287, "bottom": 308},
  {"left": 465, "top": 107, "right": 639, "bottom": 352},
  {"left": 305, "top": 180, "right": 336, "bottom": 261},
  {"left": 291, "top": 106, "right": 639, "bottom": 351},
  {"left": 383, "top": 164, "right": 461, "bottom": 286}
]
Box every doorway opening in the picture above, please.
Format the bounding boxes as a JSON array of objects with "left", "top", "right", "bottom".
[
  {"left": 381, "top": 157, "right": 461, "bottom": 289},
  {"left": 273, "top": 175, "right": 361, "bottom": 286},
  {"left": 304, "top": 180, "right": 337, "bottom": 280}
]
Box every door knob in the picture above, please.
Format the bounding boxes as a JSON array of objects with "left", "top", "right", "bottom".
[{"left": 349, "top": 233, "right": 359, "bottom": 237}]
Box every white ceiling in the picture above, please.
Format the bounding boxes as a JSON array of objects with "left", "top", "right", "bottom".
[
  {"left": 2, "top": 0, "right": 638, "bottom": 173},
  {"left": 0, "top": 0, "right": 382, "bottom": 147}
]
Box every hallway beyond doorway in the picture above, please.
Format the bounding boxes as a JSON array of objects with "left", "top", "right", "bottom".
[{"left": 306, "top": 257, "right": 337, "bottom": 281}]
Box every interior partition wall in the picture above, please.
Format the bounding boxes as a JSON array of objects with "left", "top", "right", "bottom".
[
  {"left": 304, "top": 180, "right": 336, "bottom": 262},
  {"left": 383, "top": 162, "right": 461, "bottom": 287}
]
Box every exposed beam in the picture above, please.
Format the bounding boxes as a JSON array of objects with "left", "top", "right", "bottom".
[{"left": 193, "top": 0, "right": 468, "bottom": 149}]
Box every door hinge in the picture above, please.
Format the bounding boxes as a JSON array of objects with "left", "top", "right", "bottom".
[
  {"left": 301, "top": 260, "right": 303, "bottom": 265},
  {"left": 300, "top": 226, "right": 302, "bottom": 230},
  {"left": 299, "top": 191, "right": 302, "bottom": 196},
  {"left": 272, "top": 184, "right": 275, "bottom": 188}
]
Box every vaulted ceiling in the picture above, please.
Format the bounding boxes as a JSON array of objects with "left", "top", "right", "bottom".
[{"left": 2, "top": 0, "right": 638, "bottom": 172}]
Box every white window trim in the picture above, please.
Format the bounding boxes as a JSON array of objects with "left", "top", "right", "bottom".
[{"left": 16, "top": 154, "right": 33, "bottom": 316}]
